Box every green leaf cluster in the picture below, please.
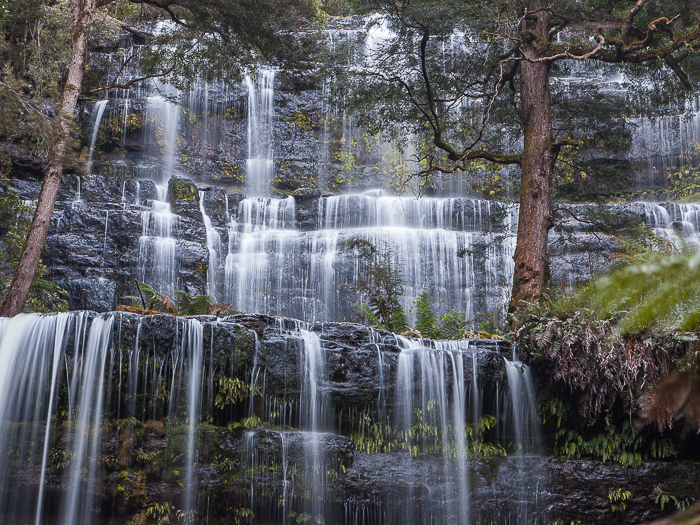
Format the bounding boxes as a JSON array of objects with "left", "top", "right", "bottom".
[{"left": 412, "top": 291, "right": 467, "bottom": 339}]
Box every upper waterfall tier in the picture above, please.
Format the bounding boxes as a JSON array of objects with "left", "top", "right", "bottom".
[{"left": 318, "top": 192, "right": 510, "bottom": 231}]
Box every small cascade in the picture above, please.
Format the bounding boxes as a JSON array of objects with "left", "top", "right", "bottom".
[
  {"left": 504, "top": 348, "right": 542, "bottom": 525},
  {"left": 393, "top": 336, "right": 470, "bottom": 524},
  {"left": 0, "top": 313, "right": 72, "bottom": 524},
  {"left": 504, "top": 349, "right": 540, "bottom": 454},
  {"left": 224, "top": 196, "right": 296, "bottom": 314},
  {"left": 60, "top": 315, "right": 115, "bottom": 525},
  {"left": 137, "top": 96, "right": 181, "bottom": 295},
  {"left": 138, "top": 196, "right": 177, "bottom": 294},
  {"left": 629, "top": 93, "right": 700, "bottom": 167},
  {"left": 0, "top": 312, "right": 209, "bottom": 524},
  {"left": 635, "top": 202, "right": 700, "bottom": 250},
  {"left": 245, "top": 69, "right": 276, "bottom": 196},
  {"left": 198, "top": 190, "right": 222, "bottom": 299},
  {"left": 121, "top": 93, "right": 130, "bottom": 149},
  {"left": 87, "top": 100, "right": 108, "bottom": 174},
  {"left": 183, "top": 320, "right": 204, "bottom": 519},
  {"left": 299, "top": 329, "right": 330, "bottom": 523},
  {"left": 102, "top": 210, "right": 109, "bottom": 265}
]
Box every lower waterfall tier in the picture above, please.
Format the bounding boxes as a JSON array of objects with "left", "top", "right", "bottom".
[{"left": 0, "top": 311, "right": 695, "bottom": 524}]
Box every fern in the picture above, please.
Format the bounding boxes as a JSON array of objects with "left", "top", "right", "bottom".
[
  {"left": 122, "top": 282, "right": 163, "bottom": 310},
  {"left": 174, "top": 290, "right": 215, "bottom": 316},
  {"left": 388, "top": 309, "right": 410, "bottom": 334},
  {"left": 587, "top": 251, "right": 700, "bottom": 333},
  {"left": 357, "top": 304, "right": 384, "bottom": 329},
  {"left": 411, "top": 292, "right": 467, "bottom": 339},
  {"left": 413, "top": 292, "right": 440, "bottom": 338}
]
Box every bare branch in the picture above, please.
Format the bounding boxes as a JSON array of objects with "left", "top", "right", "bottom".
[
  {"left": 625, "top": 15, "right": 681, "bottom": 53},
  {"left": 90, "top": 62, "right": 178, "bottom": 93},
  {"left": 622, "top": 0, "right": 651, "bottom": 46},
  {"left": 105, "top": 15, "right": 152, "bottom": 39},
  {"left": 664, "top": 53, "right": 692, "bottom": 89},
  {"left": 528, "top": 34, "right": 606, "bottom": 63}
]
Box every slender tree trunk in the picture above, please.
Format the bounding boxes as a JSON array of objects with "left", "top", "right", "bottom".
[
  {"left": 0, "top": 0, "right": 96, "bottom": 317},
  {"left": 508, "top": 6, "right": 557, "bottom": 316}
]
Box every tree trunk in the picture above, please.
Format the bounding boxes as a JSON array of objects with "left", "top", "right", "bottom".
[
  {"left": 0, "top": 0, "right": 96, "bottom": 317},
  {"left": 508, "top": 6, "right": 557, "bottom": 317}
]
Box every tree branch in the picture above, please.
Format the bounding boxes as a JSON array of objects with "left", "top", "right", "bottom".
[
  {"left": 90, "top": 61, "right": 177, "bottom": 93},
  {"left": 529, "top": 34, "right": 606, "bottom": 62},
  {"left": 622, "top": 0, "right": 651, "bottom": 46},
  {"left": 624, "top": 15, "right": 680, "bottom": 53},
  {"left": 664, "top": 53, "right": 692, "bottom": 89},
  {"left": 106, "top": 15, "right": 152, "bottom": 39}
]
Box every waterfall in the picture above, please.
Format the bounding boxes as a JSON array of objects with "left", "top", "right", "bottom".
[
  {"left": 60, "top": 315, "right": 115, "bottom": 525},
  {"left": 0, "top": 311, "right": 548, "bottom": 524},
  {"left": 137, "top": 96, "right": 181, "bottom": 296},
  {"left": 87, "top": 100, "right": 108, "bottom": 174},
  {"left": 199, "top": 190, "right": 222, "bottom": 299},
  {"left": 183, "top": 319, "right": 204, "bottom": 519},
  {"left": 245, "top": 69, "right": 276, "bottom": 196},
  {"left": 0, "top": 313, "right": 71, "bottom": 524},
  {"left": 223, "top": 191, "right": 516, "bottom": 324},
  {"left": 300, "top": 329, "right": 329, "bottom": 523},
  {"left": 138, "top": 197, "right": 177, "bottom": 295},
  {"left": 504, "top": 349, "right": 539, "bottom": 454},
  {"left": 634, "top": 202, "right": 700, "bottom": 250},
  {"left": 102, "top": 210, "right": 109, "bottom": 266},
  {"left": 504, "top": 348, "right": 542, "bottom": 525},
  {"left": 224, "top": 196, "right": 296, "bottom": 314},
  {"left": 394, "top": 336, "right": 471, "bottom": 524}
]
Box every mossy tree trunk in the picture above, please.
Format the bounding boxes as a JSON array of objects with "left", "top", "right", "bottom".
[{"left": 508, "top": 4, "right": 558, "bottom": 315}]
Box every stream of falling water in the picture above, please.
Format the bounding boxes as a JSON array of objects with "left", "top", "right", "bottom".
[
  {"left": 199, "top": 190, "right": 222, "bottom": 299},
  {"left": 87, "top": 100, "right": 108, "bottom": 174},
  {"left": 137, "top": 96, "right": 181, "bottom": 295},
  {"left": 245, "top": 69, "right": 276, "bottom": 196},
  {"left": 0, "top": 313, "right": 207, "bottom": 525},
  {"left": 223, "top": 192, "right": 516, "bottom": 324}
]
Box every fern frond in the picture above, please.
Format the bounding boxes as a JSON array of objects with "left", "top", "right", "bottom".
[
  {"left": 174, "top": 290, "right": 215, "bottom": 316},
  {"left": 388, "top": 309, "right": 410, "bottom": 334},
  {"left": 357, "top": 303, "right": 384, "bottom": 329}
]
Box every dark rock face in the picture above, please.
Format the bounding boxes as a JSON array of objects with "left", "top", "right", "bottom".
[
  {"left": 345, "top": 454, "right": 700, "bottom": 524},
  {"left": 12, "top": 171, "right": 210, "bottom": 312}
]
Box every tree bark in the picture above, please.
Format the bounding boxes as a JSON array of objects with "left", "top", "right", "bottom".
[
  {"left": 0, "top": 0, "right": 97, "bottom": 317},
  {"left": 508, "top": 4, "right": 557, "bottom": 316}
]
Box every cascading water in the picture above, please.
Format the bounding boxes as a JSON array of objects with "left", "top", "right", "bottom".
[
  {"left": 224, "top": 196, "right": 296, "bottom": 314},
  {"left": 137, "top": 95, "right": 181, "bottom": 295},
  {"left": 87, "top": 100, "right": 108, "bottom": 174},
  {"left": 245, "top": 70, "right": 276, "bottom": 196},
  {"left": 223, "top": 191, "right": 516, "bottom": 324},
  {"left": 393, "top": 336, "right": 470, "bottom": 525},
  {"left": 0, "top": 311, "right": 547, "bottom": 524},
  {"left": 504, "top": 349, "right": 542, "bottom": 525},
  {"left": 199, "top": 190, "right": 222, "bottom": 299},
  {"left": 0, "top": 312, "right": 207, "bottom": 524},
  {"left": 60, "top": 315, "right": 115, "bottom": 525},
  {"left": 635, "top": 201, "right": 700, "bottom": 249}
]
